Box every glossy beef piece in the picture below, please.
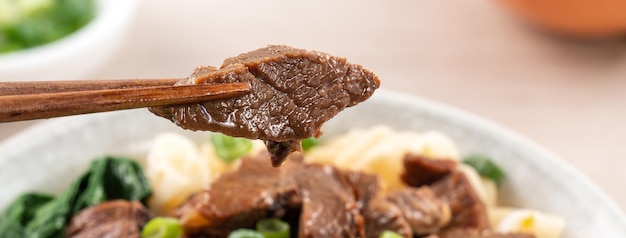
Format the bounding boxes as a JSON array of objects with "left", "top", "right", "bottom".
[
  {"left": 66, "top": 200, "right": 151, "bottom": 238},
  {"left": 363, "top": 197, "right": 412, "bottom": 238},
  {"left": 431, "top": 172, "right": 490, "bottom": 230},
  {"left": 295, "top": 163, "right": 364, "bottom": 238},
  {"left": 150, "top": 45, "right": 380, "bottom": 167},
  {"left": 386, "top": 187, "right": 451, "bottom": 235},
  {"left": 265, "top": 140, "right": 302, "bottom": 167},
  {"left": 177, "top": 152, "right": 302, "bottom": 237},
  {"left": 436, "top": 228, "right": 536, "bottom": 238},
  {"left": 401, "top": 154, "right": 456, "bottom": 187}
]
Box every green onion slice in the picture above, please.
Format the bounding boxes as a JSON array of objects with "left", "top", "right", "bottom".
[
  {"left": 141, "top": 217, "right": 183, "bottom": 238},
  {"left": 379, "top": 230, "right": 404, "bottom": 238},
  {"left": 228, "top": 229, "right": 265, "bottom": 238},
  {"left": 210, "top": 133, "right": 253, "bottom": 163},
  {"left": 462, "top": 154, "right": 505, "bottom": 184},
  {"left": 301, "top": 137, "right": 320, "bottom": 152},
  {"left": 256, "top": 218, "right": 290, "bottom": 238}
]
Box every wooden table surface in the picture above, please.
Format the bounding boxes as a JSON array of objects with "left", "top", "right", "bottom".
[{"left": 1, "top": 0, "right": 625, "bottom": 212}]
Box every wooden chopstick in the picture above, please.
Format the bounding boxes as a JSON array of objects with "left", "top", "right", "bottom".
[
  {"left": 0, "top": 80, "right": 251, "bottom": 123},
  {"left": 0, "top": 78, "right": 181, "bottom": 95}
]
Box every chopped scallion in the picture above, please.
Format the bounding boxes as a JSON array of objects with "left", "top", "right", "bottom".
[
  {"left": 228, "top": 229, "right": 265, "bottom": 238},
  {"left": 210, "top": 133, "right": 253, "bottom": 163},
  {"left": 380, "top": 230, "right": 404, "bottom": 238},
  {"left": 141, "top": 217, "right": 182, "bottom": 238},
  {"left": 256, "top": 218, "right": 290, "bottom": 238},
  {"left": 301, "top": 137, "right": 320, "bottom": 152}
]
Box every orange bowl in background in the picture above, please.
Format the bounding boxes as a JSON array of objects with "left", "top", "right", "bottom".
[{"left": 497, "top": 0, "right": 626, "bottom": 39}]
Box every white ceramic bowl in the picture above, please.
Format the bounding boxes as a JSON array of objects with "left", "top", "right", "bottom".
[
  {"left": 0, "top": 91, "right": 625, "bottom": 237},
  {"left": 0, "top": 0, "right": 138, "bottom": 81}
]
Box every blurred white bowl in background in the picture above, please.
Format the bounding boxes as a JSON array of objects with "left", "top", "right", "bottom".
[{"left": 0, "top": 0, "right": 138, "bottom": 81}]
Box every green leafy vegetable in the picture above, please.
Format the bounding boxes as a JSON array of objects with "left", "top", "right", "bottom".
[
  {"left": 256, "top": 218, "right": 290, "bottom": 238},
  {"left": 0, "top": 193, "right": 53, "bottom": 237},
  {"left": 379, "top": 230, "right": 404, "bottom": 238},
  {"left": 228, "top": 229, "right": 265, "bottom": 238},
  {"left": 0, "top": 156, "right": 152, "bottom": 237},
  {"left": 141, "top": 217, "right": 183, "bottom": 238},
  {"left": 462, "top": 154, "right": 505, "bottom": 184},
  {"left": 211, "top": 133, "right": 253, "bottom": 163},
  {"left": 301, "top": 137, "right": 320, "bottom": 152},
  {"left": 0, "top": 0, "right": 96, "bottom": 53}
]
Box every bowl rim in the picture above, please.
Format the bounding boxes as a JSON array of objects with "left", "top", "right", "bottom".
[{"left": 1, "top": 89, "right": 625, "bottom": 226}]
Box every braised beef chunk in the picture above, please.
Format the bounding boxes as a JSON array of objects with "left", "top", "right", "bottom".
[
  {"left": 295, "top": 163, "right": 364, "bottom": 238},
  {"left": 176, "top": 156, "right": 380, "bottom": 238},
  {"left": 177, "top": 153, "right": 302, "bottom": 237},
  {"left": 386, "top": 187, "right": 451, "bottom": 235},
  {"left": 150, "top": 45, "right": 380, "bottom": 166},
  {"left": 363, "top": 197, "right": 413, "bottom": 238},
  {"left": 66, "top": 200, "right": 151, "bottom": 238},
  {"left": 401, "top": 154, "right": 456, "bottom": 187},
  {"left": 437, "top": 228, "right": 536, "bottom": 238},
  {"left": 431, "top": 172, "right": 490, "bottom": 230},
  {"left": 344, "top": 170, "right": 381, "bottom": 211},
  {"left": 401, "top": 154, "right": 491, "bottom": 233}
]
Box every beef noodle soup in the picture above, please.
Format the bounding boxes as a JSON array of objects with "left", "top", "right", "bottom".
[{"left": 0, "top": 126, "right": 564, "bottom": 238}]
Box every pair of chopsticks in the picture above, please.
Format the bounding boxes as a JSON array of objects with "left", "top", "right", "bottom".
[{"left": 0, "top": 79, "right": 251, "bottom": 123}]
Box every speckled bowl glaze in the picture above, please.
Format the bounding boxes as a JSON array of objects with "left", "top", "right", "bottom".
[{"left": 0, "top": 90, "right": 624, "bottom": 237}]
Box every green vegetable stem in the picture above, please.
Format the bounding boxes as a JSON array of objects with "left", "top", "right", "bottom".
[
  {"left": 462, "top": 154, "right": 505, "bottom": 184},
  {"left": 0, "top": 156, "right": 152, "bottom": 237},
  {"left": 210, "top": 133, "right": 253, "bottom": 163}
]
